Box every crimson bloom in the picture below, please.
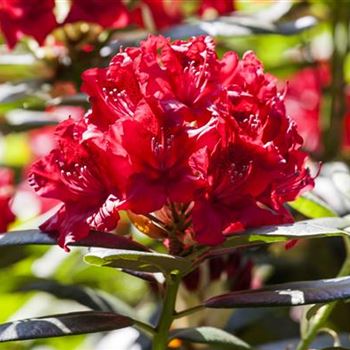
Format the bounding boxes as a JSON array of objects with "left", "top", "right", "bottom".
[
  {"left": 131, "top": 0, "right": 182, "bottom": 30},
  {"left": 29, "top": 118, "right": 129, "bottom": 249},
  {"left": 284, "top": 67, "right": 329, "bottom": 154},
  {"left": 0, "top": 0, "right": 57, "bottom": 49},
  {"left": 64, "top": 0, "right": 129, "bottom": 29},
  {"left": 198, "top": 0, "right": 235, "bottom": 17},
  {"left": 30, "top": 35, "right": 313, "bottom": 251},
  {"left": 0, "top": 167, "right": 15, "bottom": 232}
]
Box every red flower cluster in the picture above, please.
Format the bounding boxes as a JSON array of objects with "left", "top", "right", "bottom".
[
  {"left": 183, "top": 252, "right": 253, "bottom": 291},
  {"left": 0, "top": 168, "right": 15, "bottom": 232},
  {"left": 0, "top": 0, "right": 57, "bottom": 49},
  {"left": 30, "top": 35, "right": 313, "bottom": 250},
  {"left": 284, "top": 66, "right": 330, "bottom": 154},
  {"left": 0, "top": 0, "right": 235, "bottom": 49},
  {"left": 284, "top": 65, "right": 350, "bottom": 155}
]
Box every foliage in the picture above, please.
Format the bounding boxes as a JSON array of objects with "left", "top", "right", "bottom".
[{"left": 0, "top": 1, "right": 350, "bottom": 350}]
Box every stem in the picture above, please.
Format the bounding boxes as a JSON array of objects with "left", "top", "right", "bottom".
[
  {"left": 174, "top": 305, "right": 205, "bottom": 319},
  {"left": 324, "top": 0, "right": 350, "bottom": 160},
  {"left": 134, "top": 320, "right": 157, "bottom": 336},
  {"left": 152, "top": 272, "right": 181, "bottom": 350},
  {"left": 296, "top": 237, "right": 350, "bottom": 350}
]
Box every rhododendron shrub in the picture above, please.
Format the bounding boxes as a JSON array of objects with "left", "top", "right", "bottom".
[
  {"left": 0, "top": 0, "right": 235, "bottom": 49},
  {"left": 0, "top": 168, "right": 15, "bottom": 231},
  {"left": 30, "top": 35, "right": 314, "bottom": 250}
]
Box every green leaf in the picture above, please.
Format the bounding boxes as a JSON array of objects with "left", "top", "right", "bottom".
[
  {"left": 49, "top": 93, "right": 88, "bottom": 107},
  {"left": 204, "top": 276, "right": 350, "bottom": 308},
  {"left": 84, "top": 248, "right": 191, "bottom": 275},
  {"left": 0, "top": 96, "right": 45, "bottom": 114},
  {"left": 3, "top": 109, "right": 57, "bottom": 132},
  {"left": 0, "top": 229, "right": 148, "bottom": 251},
  {"left": 170, "top": 327, "right": 253, "bottom": 349},
  {"left": 289, "top": 192, "right": 338, "bottom": 218},
  {"left": 321, "top": 348, "right": 350, "bottom": 350},
  {"left": 332, "top": 171, "right": 350, "bottom": 201},
  {"left": 215, "top": 218, "right": 350, "bottom": 252},
  {"left": 163, "top": 15, "right": 317, "bottom": 39},
  {"left": 17, "top": 279, "right": 135, "bottom": 317},
  {"left": 0, "top": 311, "right": 133, "bottom": 342}
]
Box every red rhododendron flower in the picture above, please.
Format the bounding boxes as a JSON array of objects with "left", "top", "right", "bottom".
[
  {"left": 131, "top": 0, "right": 182, "bottom": 30},
  {"left": 0, "top": 0, "right": 57, "bottom": 48},
  {"left": 183, "top": 251, "right": 252, "bottom": 291},
  {"left": 284, "top": 68, "right": 323, "bottom": 153},
  {"left": 30, "top": 118, "right": 129, "bottom": 249},
  {"left": 30, "top": 35, "right": 313, "bottom": 251},
  {"left": 64, "top": 0, "right": 129, "bottom": 29},
  {"left": 0, "top": 167, "right": 15, "bottom": 231},
  {"left": 198, "top": 0, "right": 235, "bottom": 17}
]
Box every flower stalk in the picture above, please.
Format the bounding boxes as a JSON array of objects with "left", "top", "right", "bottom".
[
  {"left": 152, "top": 271, "right": 182, "bottom": 350},
  {"left": 296, "top": 237, "right": 350, "bottom": 350},
  {"left": 324, "top": 0, "right": 350, "bottom": 160}
]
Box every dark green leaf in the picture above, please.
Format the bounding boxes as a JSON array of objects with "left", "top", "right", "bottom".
[
  {"left": 2, "top": 109, "right": 57, "bottom": 132},
  {"left": 0, "top": 311, "right": 133, "bottom": 342},
  {"left": 289, "top": 193, "right": 338, "bottom": 218},
  {"left": 204, "top": 276, "right": 350, "bottom": 308},
  {"left": 17, "top": 280, "right": 135, "bottom": 317},
  {"left": 219, "top": 218, "right": 350, "bottom": 250},
  {"left": 49, "top": 93, "right": 88, "bottom": 107},
  {"left": 0, "top": 230, "right": 148, "bottom": 251},
  {"left": 162, "top": 15, "right": 317, "bottom": 39},
  {"left": 84, "top": 248, "right": 191, "bottom": 274},
  {"left": 170, "top": 327, "right": 252, "bottom": 349},
  {"left": 305, "top": 304, "right": 326, "bottom": 321}
]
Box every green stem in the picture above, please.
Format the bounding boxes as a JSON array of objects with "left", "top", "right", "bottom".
[
  {"left": 134, "top": 320, "right": 157, "bottom": 337},
  {"left": 296, "top": 237, "right": 350, "bottom": 350},
  {"left": 324, "top": 0, "right": 350, "bottom": 160},
  {"left": 174, "top": 305, "right": 205, "bottom": 319},
  {"left": 152, "top": 272, "right": 181, "bottom": 350}
]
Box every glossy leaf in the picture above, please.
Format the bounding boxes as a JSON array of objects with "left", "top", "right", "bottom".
[
  {"left": 204, "top": 276, "right": 350, "bottom": 308},
  {"left": 17, "top": 279, "right": 135, "bottom": 317},
  {"left": 0, "top": 311, "right": 133, "bottom": 342},
  {"left": 289, "top": 192, "right": 338, "bottom": 219},
  {"left": 332, "top": 171, "right": 350, "bottom": 201},
  {"left": 84, "top": 248, "right": 191, "bottom": 274},
  {"left": 0, "top": 230, "right": 148, "bottom": 251},
  {"left": 3, "top": 109, "right": 57, "bottom": 132},
  {"left": 219, "top": 217, "right": 350, "bottom": 250},
  {"left": 170, "top": 327, "right": 253, "bottom": 349},
  {"left": 163, "top": 15, "right": 317, "bottom": 39},
  {"left": 49, "top": 93, "right": 88, "bottom": 107}
]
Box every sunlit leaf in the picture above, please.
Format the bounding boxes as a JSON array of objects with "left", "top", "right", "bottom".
[
  {"left": 170, "top": 327, "right": 253, "bottom": 349},
  {"left": 217, "top": 218, "right": 350, "bottom": 251},
  {"left": 3, "top": 109, "right": 57, "bottom": 132},
  {"left": 0, "top": 311, "right": 133, "bottom": 342},
  {"left": 289, "top": 193, "right": 338, "bottom": 218},
  {"left": 332, "top": 171, "right": 350, "bottom": 201},
  {"left": 162, "top": 15, "right": 317, "bottom": 39},
  {"left": 204, "top": 276, "right": 350, "bottom": 308},
  {"left": 84, "top": 248, "right": 192, "bottom": 274},
  {"left": 49, "top": 93, "right": 88, "bottom": 107}
]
